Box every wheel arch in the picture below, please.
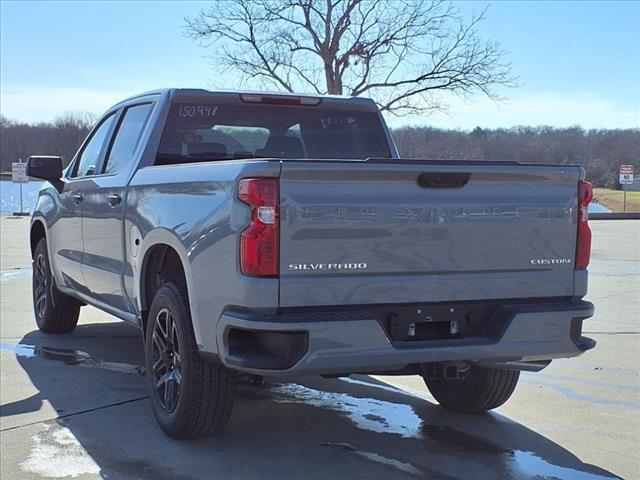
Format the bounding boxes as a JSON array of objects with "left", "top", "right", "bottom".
[
  {"left": 137, "top": 231, "right": 195, "bottom": 338},
  {"left": 30, "top": 219, "right": 47, "bottom": 258}
]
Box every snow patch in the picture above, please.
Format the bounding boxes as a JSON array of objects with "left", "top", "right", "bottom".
[
  {"left": 20, "top": 423, "right": 101, "bottom": 478},
  {"left": 270, "top": 383, "right": 422, "bottom": 439}
]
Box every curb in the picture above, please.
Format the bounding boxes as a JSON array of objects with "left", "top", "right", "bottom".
[{"left": 590, "top": 213, "right": 640, "bottom": 220}]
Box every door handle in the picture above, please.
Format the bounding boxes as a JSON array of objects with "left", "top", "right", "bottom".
[
  {"left": 72, "top": 193, "right": 83, "bottom": 205},
  {"left": 418, "top": 172, "right": 471, "bottom": 188},
  {"left": 106, "top": 193, "right": 122, "bottom": 207}
]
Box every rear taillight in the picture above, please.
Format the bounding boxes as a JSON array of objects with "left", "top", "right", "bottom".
[
  {"left": 238, "top": 178, "right": 279, "bottom": 277},
  {"left": 576, "top": 181, "right": 593, "bottom": 269}
]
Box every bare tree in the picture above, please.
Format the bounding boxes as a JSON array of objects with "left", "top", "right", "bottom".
[
  {"left": 53, "top": 111, "right": 98, "bottom": 130},
  {"left": 185, "top": 0, "right": 517, "bottom": 115}
]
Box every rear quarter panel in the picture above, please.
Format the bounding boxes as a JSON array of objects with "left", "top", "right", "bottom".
[{"left": 125, "top": 160, "right": 281, "bottom": 353}]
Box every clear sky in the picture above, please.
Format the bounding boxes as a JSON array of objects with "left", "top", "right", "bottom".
[{"left": 1, "top": 0, "right": 638, "bottom": 129}]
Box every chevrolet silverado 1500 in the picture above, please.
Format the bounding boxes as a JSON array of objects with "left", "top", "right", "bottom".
[{"left": 27, "top": 89, "right": 595, "bottom": 439}]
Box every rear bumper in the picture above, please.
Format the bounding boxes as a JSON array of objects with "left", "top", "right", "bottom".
[{"left": 214, "top": 301, "right": 595, "bottom": 376}]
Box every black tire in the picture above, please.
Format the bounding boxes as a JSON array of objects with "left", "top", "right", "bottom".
[
  {"left": 32, "top": 238, "right": 80, "bottom": 333},
  {"left": 423, "top": 364, "right": 519, "bottom": 414},
  {"left": 145, "top": 282, "right": 235, "bottom": 439}
]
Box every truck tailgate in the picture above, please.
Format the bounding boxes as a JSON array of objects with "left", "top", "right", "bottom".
[{"left": 278, "top": 160, "right": 582, "bottom": 307}]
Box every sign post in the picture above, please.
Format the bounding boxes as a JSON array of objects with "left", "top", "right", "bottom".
[
  {"left": 11, "top": 159, "right": 29, "bottom": 216},
  {"left": 619, "top": 165, "right": 634, "bottom": 213}
]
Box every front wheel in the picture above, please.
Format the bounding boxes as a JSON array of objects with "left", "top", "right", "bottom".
[
  {"left": 32, "top": 238, "right": 80, "bottom": 333},
  {"left": 423, "top": 364, "right": 519, "bottom": 413},
  {"left": 145, "top": 282, "right": 236, "bottom": 439}
]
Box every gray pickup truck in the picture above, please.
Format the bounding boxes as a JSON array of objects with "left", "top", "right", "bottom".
[{"left": 27, "top": 89, "right": 595, "bottom": 439}]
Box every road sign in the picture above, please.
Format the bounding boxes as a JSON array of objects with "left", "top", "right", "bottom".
[
  {"left": 12, "top": 162, "right": 29, "bottom": 184},
  {"left": 619, "top": 164, "right": 634, "bottom": 185},
  {"left": 11, "top": 161, "right": 30, "bottom": 216}
]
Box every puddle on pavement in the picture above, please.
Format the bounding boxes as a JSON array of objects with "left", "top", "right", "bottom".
[
  {"left": 0, "top": 343, "right": 145, "bottom": 375},
  {"left": 250, "top": 380, "right": 620, "bottom": 479},
  {"left": 520, "top": 376, "right": 640, "bottom": 411},
  {"left": 509, "top": 450, "right": 620, "bottom": 480},
  {"left": 3, "top": 343, "right": 621, "bottom": 479},
  {"left": 340, "top": 375, "right": 436, "bottom": 402},
  {"left": 554, "top": 358, "right": 640, "bottom": 378},
  {"left": 529, "top": 371, "right": 640, "bottom": 394},
  {"left": 321, "top": 441, "right": 425, "bottom": 478},
  {"left": 0, "top": 267, "right": 32, "bottom": 282}
]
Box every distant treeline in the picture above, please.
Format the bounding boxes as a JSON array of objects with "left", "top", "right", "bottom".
[
  {"left": 0, "top": 113, "right": 93, "bottom": 172},
  {"left": 394, "top": 126, "right": 640, "bottom": 188},
  {"left": 1, "top": 113, "right": 638, "bottom": 188}
]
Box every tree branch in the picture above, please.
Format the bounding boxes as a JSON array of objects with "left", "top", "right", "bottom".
[{"left": 184, "top": 0, "right": 518, "bottom": 114}]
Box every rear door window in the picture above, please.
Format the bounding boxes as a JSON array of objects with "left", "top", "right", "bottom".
[{"left": 103, "top": 104, "right": 153, "bottom": 174}]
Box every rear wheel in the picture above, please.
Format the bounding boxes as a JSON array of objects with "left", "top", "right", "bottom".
[
  {"left": 423, "top": 364, "right": 519, "bottom": 413},
  {"left": 145, "top": 282, "right": 236, "bottom": 439},
  {"left": 32, "top": 238, "right": 80, "bottom": 333}
]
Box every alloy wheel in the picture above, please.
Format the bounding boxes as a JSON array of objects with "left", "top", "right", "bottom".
[
  {"left": 151, "top": 307, "right": 182, "bottom": 412},
  {"left": 34, "top": 253, "right": 48, "bottom": 318}
]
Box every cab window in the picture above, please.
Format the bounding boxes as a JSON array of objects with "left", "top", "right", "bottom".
[
  {"left": 156, "top": 103, "right": 390, "bottom": 165},
  {"left": 72, "top": 113, "right": 116, "bottom": 178},
  {"left": 103, "top": 104, "right": 153, "bottom": 174}
]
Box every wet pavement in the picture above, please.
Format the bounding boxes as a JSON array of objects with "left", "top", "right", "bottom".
[{"left": 0, "top": 217, "right": 638, "bottom": 479}]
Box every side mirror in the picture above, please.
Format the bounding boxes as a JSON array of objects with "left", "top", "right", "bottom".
[{"left": 27, "top": 156, "right": 63, "bottom": 181}]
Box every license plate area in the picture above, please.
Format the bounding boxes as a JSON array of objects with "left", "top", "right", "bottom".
[{"left": 386, "top": 303, "right": 496, "bottom": 342}]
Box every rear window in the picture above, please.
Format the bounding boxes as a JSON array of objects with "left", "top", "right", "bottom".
[{"left": 156, "top": 102, "right": 391, "bottom": 164}]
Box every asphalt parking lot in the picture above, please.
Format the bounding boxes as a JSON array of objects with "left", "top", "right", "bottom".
[{"left": 1, "top": 217, "right": 638, "bottom": 480}]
